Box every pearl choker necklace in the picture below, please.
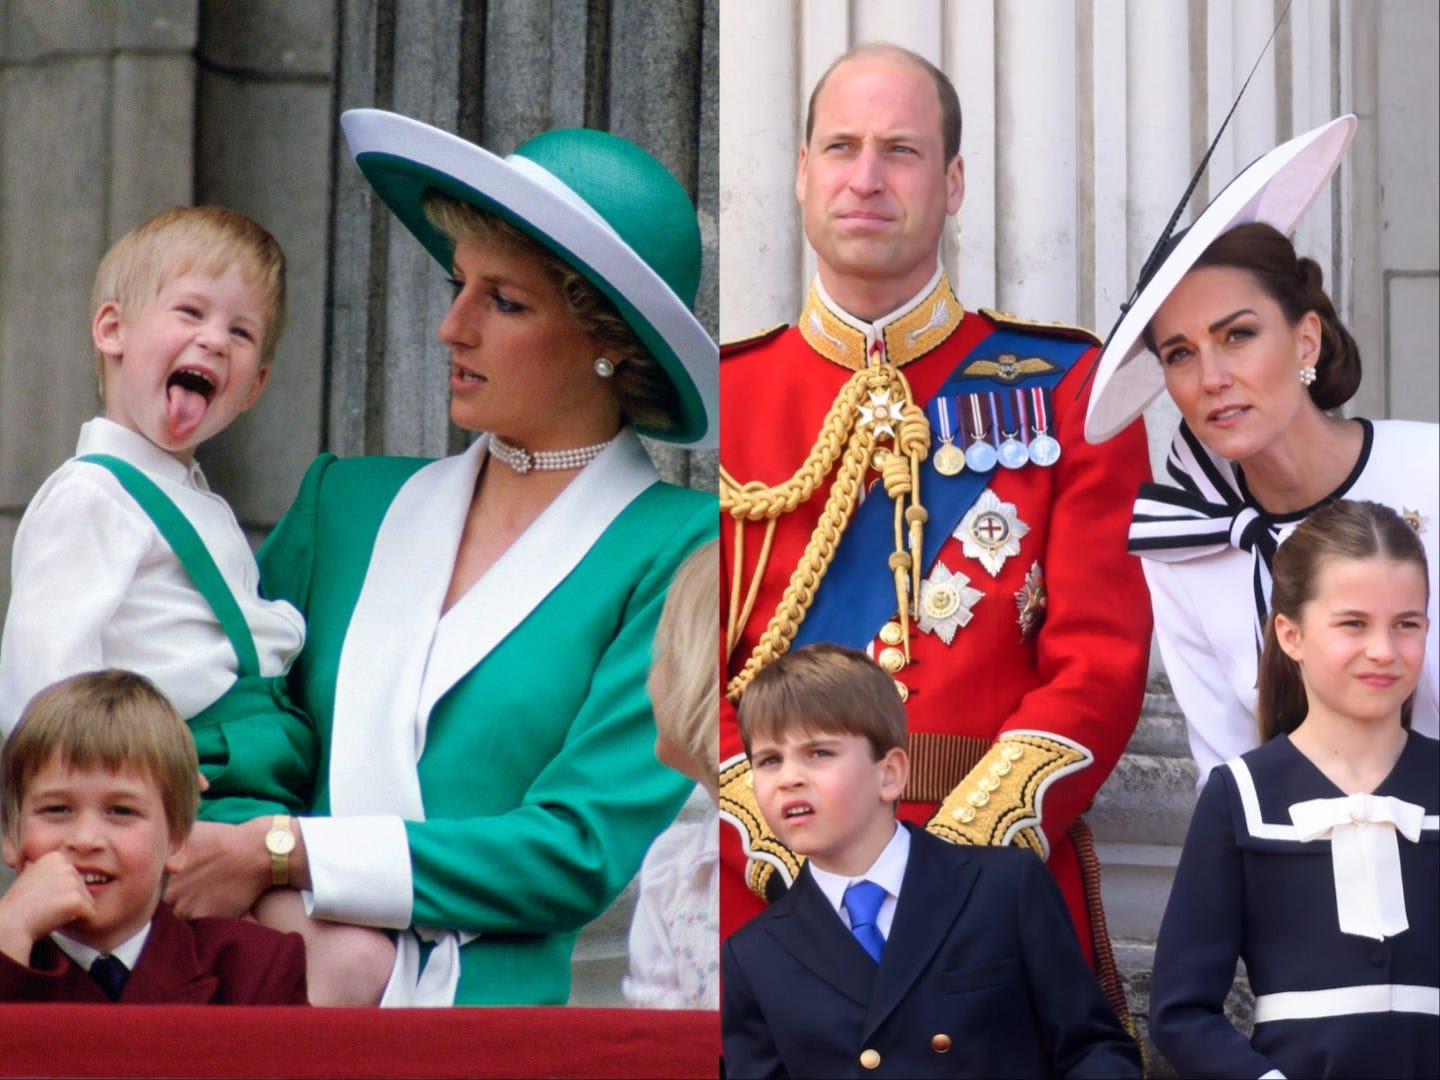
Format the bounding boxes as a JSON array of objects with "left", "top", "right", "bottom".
[{"left": 488, "top": 432, "right": 619, "bottom": 474}]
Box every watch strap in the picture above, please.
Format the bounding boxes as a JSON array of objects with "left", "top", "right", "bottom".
[{"left": 268, "top": 813, "right": 293, "bottom": 887}]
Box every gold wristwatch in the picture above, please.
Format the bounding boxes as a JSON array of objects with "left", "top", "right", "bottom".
[{"left": 264, "top": 814, "right": 296, "bottom": 887}]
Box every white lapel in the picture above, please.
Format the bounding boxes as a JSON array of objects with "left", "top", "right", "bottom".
[
  {"left": 418, "top": 428, "right": 658, "bottom": 723},
  {"left": 327, "top": 440, "right": 481, "bottom": 818},
  {"left": 327, "top": 429, "right": 657, "bottom": 820}
]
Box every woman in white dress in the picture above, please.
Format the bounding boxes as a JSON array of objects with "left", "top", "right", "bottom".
[{"left": 1085, "top": 115, "right": 1439, "bottom": 782}]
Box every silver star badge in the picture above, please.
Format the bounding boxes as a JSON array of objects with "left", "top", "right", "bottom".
[
  {"left": 917, "top": 560, "right": 985, "bottom": 645},
  {"left": 957, "top": 489, "right": 1030, "bottom": 577}
]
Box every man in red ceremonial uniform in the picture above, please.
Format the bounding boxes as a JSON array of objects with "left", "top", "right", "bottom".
[{"left": 719, "top": 42, "right": 1152, "bottom": 1008}]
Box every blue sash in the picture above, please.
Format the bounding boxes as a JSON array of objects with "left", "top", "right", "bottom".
[{"left": 792, "top": 328, "right": 1089, "bottom": 650}]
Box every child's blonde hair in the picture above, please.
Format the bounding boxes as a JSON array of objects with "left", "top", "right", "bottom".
[
  {"left": 649, "top": 540, "right": 719, "bottom": 786},
  {"left": 737, "top": 642, "right": 907, "bottom": 762},
  {"left": 2, "top": 670, "right": 200, "bottom": 845},
  {"left": 91, "top": 205, "right": 288, "bottom": 387}
]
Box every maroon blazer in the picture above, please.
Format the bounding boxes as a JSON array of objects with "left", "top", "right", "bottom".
[{"left": 0, "top": 900, "right": 307, "bottom": 1004}]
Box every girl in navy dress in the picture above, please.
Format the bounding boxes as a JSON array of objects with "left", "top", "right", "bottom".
[{"left": 1151, "top": 499, "right": 1439, "bottom": 1078}]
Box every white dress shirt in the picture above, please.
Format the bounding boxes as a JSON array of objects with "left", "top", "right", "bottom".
[
  {"left": 0, "top": 418, "right": 305, "bottom": 731},
  {"left": 808, "top": 819, "right": 911, "bottom": 941},
  {"left": 52, "top": 923, "right": 150, "bottom": 972}
]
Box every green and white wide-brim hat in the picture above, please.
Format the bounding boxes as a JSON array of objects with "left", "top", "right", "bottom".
[
  {"left": 1084, "top": 114, "right": 1356, "bottom": 444},
  {"left": 341, "top": 108, "right": 717, "bottom": 448}
]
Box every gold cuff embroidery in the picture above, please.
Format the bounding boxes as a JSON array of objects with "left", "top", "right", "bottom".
[
  {"left": 719, "top": 756, "right": 804, "bottom": 901},
  {"left": 925, "top": 733, "right": 1092, "bottom": 854}
]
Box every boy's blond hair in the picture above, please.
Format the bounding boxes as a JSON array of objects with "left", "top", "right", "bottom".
[
  {"left": 91, "top": 205, "right": 288, "bottom": 387},
  {"left": 649, "top": 540, "right": 719, "bottom": 785},
  {"left": 2, "top": 671, "right": 200, "bottom": 845},
  {"left": 737, "top": 643, "right": 907, "bottom": 762}
]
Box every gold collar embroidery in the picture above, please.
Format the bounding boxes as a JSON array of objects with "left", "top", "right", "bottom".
[{"left": 799, "top": 273, "right": 965, "bottom": 371}]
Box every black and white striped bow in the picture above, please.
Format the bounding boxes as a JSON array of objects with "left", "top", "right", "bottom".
[{"left": 1128, "top": 423, "right": 1284, "bottom": 639}]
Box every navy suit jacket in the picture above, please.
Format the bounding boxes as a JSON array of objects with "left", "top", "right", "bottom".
[
  {"left": 0, "top": 901, "right": 308, "bottom": 1004},
  {"left": 722, "top": 824, "right": 1140, "bottom": 1078}
]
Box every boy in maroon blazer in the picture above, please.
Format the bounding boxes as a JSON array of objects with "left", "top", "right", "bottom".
[{"left": 0, "top": 670, "right": 307, "bottom": 1004}]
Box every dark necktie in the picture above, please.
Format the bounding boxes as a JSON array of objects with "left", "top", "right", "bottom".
[
  {"left": 90, "top": 954, "right": 129, "bottom": 1000},
  {"left": 842, "top": 879, "right": 887, "bottom": 963}
]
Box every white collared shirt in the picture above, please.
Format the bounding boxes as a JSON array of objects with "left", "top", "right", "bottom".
[
  {"left": 51, "top": 922, "right": 150, "bottom": 973},
  {"left": 0, "top": 418, "right": 305, "bottom": 731},
  {"left": 808, "top": 820, "right": 911, "bottom": 940}
]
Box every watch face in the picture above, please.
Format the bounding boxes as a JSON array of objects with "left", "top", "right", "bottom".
[{"left": 266, "top": 827, "right": 296, "bottom": 855}]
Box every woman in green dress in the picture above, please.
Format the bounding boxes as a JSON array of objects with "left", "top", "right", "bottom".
[{"left": 168, "top": 110, "right": 717, "bottom": 1006}]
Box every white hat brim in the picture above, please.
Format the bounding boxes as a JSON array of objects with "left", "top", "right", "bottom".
[
  {"left": 341, "top": 109, "right": 718, "bottom": 448},
  {"left": 1084, "top": 114, "right": 1357, "bottom": 444}
]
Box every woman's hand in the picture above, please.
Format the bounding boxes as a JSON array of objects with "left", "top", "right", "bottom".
[{"left": 165, "top": 819, "right": 272, "bottom": 919}]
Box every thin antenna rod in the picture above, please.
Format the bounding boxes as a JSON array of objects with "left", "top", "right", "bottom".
[{"left": 1075, "top": 0, "right": 1294, "bottom": 401}]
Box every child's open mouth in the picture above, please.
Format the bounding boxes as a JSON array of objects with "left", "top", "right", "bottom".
[{"left": 166, "top": 367, "right": 218, "bottom": 439}]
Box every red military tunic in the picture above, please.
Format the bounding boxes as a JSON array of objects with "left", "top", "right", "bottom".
[{"left": 719, "top": 272, "right": 1152, "bottom": 964}]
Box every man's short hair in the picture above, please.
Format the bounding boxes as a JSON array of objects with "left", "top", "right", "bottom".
[
  {"left": 804, "top": 42, "right": 963, "bottom": 163},
  {"left": 737, "top": 643, "right": 907, "bottom": 762},
  {"left": 2, "top": 670, "right": 201, "bottom": 846}
]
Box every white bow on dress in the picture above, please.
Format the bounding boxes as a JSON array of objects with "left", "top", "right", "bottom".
[{"left": 1289, "top": 792, "right": 1425, "bottom": 941}]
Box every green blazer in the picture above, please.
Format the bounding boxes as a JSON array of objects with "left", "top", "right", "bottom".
[{"left": 259, "top": 431, "right": 715, "bottom": 1004}]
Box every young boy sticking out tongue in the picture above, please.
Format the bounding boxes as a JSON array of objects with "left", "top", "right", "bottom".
[{"left": 0, "top": 206, "right": 394, "bottom": 1006}]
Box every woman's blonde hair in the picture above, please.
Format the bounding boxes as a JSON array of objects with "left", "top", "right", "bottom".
[
  {"left": 422, "top": 192, "right": 680, "bottom": 433},
  {"left": 649, "top": 540, "right": 719, "bottom": 786},
  {"left": 3, "top": 670, "right": 200, "bottom": 846}
]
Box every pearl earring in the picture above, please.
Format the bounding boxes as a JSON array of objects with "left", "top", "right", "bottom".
[
  {"left": 1298, "top": 364, "right": 1317, "bottom": 386},
  {"left": 594, "top": 357, "right": 615, "bottom": 379}
]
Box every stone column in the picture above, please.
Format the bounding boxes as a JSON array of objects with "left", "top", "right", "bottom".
[
  {"left": 193, "top": 0, "right": 336, "bottom": 529},
  {"left": 0, "top": 1, "right": 196, "bottom": 598}
]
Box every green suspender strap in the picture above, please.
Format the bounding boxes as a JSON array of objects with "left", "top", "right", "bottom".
[
  {"left": 80, "top": 454, "right": 261, "bottom": 675},
  {"left": 78, "top": 454, "right": 314, "bottom": 820}
]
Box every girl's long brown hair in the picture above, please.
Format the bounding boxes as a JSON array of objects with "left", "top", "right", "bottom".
[{"left": 1257, "top": 499, "right": 1429, "bottom": 741}]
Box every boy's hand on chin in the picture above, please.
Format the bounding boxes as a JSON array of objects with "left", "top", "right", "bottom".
[
  {"left": 0, "top": 851, "right": 96, "bottom": 962},
  {"left": 165, "top": 819, "right": 268, "bottom": 919}
]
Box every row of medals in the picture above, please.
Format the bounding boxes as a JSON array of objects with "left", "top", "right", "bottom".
[
  {"left": 867, "top": 387, "right": 1057, "bottom": 694},
  {"left": 930, "top": 386, "right": 1061, "bottom": 477}
]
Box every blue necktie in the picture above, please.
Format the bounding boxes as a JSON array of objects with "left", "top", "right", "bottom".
[
  {"left": 843, "top": 880, "right": 887, "bottom": 963},
  {"left": 90, "top": 954, "right": 129, "bottom": 1000}
]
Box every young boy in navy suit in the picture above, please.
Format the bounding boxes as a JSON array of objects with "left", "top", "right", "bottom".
[
  {"left": 0, "top": 670, "right": 307, "bottom": 1004},
  {"left": 721, "top": 644, "right": 1140, "bottom": 1078}
]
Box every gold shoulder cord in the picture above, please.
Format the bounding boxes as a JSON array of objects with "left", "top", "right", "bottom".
[{"left": 722, "top": 363, "right": 930, "bottom": 702}]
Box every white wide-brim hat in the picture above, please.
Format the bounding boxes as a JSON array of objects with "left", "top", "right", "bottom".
[
  {"left": 1084, "top": 114, "right": 1356, "bottom": 444},
  {"left": 341, "top": 108, "right": 717, "bottom": 448}
]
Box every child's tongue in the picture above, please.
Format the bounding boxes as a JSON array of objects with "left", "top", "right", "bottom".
[{"left": 166, "top": 382, "right": 208, "bottom": 440}]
